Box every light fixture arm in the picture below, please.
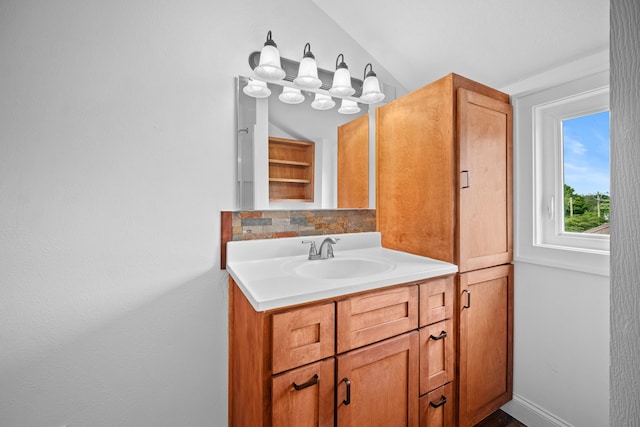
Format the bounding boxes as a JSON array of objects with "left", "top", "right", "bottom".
[
  {"left": 363, "top": 63, "right": 376, "bottom": 79},
  {"left": 336, "top": 53, "right": 347, "bottom": 70}
]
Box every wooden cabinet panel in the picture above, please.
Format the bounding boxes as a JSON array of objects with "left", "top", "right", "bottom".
[
  {"left": 419, "top": 382, "right": 455, "bottom": 427},
  {"left": 419, "top": 275, "right": 455, "bottom": 327},
  {"left": 271, "top": 358, "right": 335, "bottom": 427},
  {"left": 457, "top": 88, "right": 513, "bottom": 272},
  {"left": 272, "top": 302, "right": 335, "bottom": 374},
  {"left": 337, "top": 332, "right": 419, "bottom": 427},
  {"left": 338, "top": 114, "right": 369, "bottom": 208},
  {"left": 458, "top": 265, "right": 514, "bottom": 427},
  {"left": 420, "top": 319, "right": 455, "bottom": 395},
  {"left": 269, "top": 137, "right": 314, "bottom": 202},
  {"left": 337, "top": 285, "right": 418, "bottom": 353}
]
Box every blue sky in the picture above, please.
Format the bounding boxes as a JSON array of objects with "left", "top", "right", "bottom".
[{"left": 562, "top": 111, "right": 610, "bottom": 195}]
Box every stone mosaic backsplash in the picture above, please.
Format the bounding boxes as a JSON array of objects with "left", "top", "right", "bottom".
[
  {"left": 220, "top": 209, "right": 376, "bottom": 268},
  {"left": 230, "top": 209, "right": 375, "bottom": 240}
]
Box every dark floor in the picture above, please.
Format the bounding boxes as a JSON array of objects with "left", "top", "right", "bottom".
[{"left": 473, "top": 410, "right": 527, "bottom": 427}]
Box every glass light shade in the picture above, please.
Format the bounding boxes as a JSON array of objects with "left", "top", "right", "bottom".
[
  {"left": 242, "top": 79, "right": 271, "bottom": 98},
  {"left": 279, "top": 87, "right": 305, "bottom": 104},
  {"left": 293, "top": 44, "right": 322, "bottom": 89},
  {"left": 254, "top": 32, "right": 286, "bottom": 81},
  {"left": 359, "top": 74, "right": 385, "bottom": 104},
  {"left": 311, "top": 93, "right": 335, "bottom": 110},
  {"left": 338, "top": 99, "right": 361, "bottom": 114},
  {"left": 329, "top": 67, "right": 355, "bottom": 96}
]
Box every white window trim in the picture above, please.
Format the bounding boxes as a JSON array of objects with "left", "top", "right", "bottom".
[
  {"left": 534, "top": 86, "right": 610, "bottom": 253},
  {"left": 513, "top": 71, "right": 610, "bottom": 277}
]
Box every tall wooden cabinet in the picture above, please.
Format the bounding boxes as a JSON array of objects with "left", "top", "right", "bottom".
[{"left": 377, "top": 73, "right": 513, "bottom": 426}]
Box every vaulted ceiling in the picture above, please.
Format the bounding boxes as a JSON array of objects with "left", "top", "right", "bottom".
[{"left": 313, "top": 0, "right": 609, "bottom": 92}]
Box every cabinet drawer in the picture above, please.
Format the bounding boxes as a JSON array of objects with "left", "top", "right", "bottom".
[
  {"left": 419, "top": 275, "right": 454, "bottom": 327},
  {"left": 419, "top": 319, "right": 455, "bottom": 395},
  {"left": 271, "top": 358, "right": 335, "bottom": 427},
  {"left": 419, "top": 382, "right": 455, "bottom": 427},
  {"left": 337, "top": 285, "right": 418, "bottom": 353},
  {"left": 272, "top": 302, "right": 335, "bottom": 374}
]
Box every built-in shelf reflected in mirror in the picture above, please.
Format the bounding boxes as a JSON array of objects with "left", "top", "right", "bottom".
[{"left": 236, "top": 75, "right": 384, "bottom": 211}]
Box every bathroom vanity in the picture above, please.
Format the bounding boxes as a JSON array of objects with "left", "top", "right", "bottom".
[{"left": 227, "top": 232, "right": 458, "bottom": 427}]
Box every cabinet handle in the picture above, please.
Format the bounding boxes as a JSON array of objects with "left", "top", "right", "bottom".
[
  {"left": 342, "top": 377, "right": 351, "bottom": 405},
  {"left": 462, "top": 289, "right": 471, "bottom": 309},
  {"left": 429, "top": 330, "right": 447, "bottom": 341},
  {"left": 429, "top": 395, "right": 448, "bottom": 408},
  {"left": 461, "top": 170, "right": 471, "bottom": 189},
  {"left": 292, "top": 374, "right": 318, "bottom": 391}
]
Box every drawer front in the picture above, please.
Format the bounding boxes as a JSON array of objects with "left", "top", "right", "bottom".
[
  {"left": 337, "top": 285, "right": 418, "bottom": 353},
  {"left": 272, "top": 302, "right": 335, "bottom": 374},
  {"left": 419, "top": 276, "right": 454, "bottom": 327},
  {"left": 420, "top": 319, "right": 455, "bottom": 395},
  {"left": 271, "top": 358, "right": 335, "bottom": 427},
  {"left": 419, "top": 382, "right": 455, "bottom": 427}
]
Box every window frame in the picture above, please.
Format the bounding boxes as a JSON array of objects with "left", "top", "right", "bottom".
[
  {"left": 533, "top": 87, "right": 610, "bottom": 252},
  {"left": 513, "top": 71, "right": 610, "bottom": 276}
]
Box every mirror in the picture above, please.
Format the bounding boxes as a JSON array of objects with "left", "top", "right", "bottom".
[{"left": 236, "top": 75, "right": 377, "bottom": 210}]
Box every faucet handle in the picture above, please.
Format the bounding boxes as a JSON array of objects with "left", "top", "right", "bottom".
[{"left": 301, "top": 240, "right": 318, "bottom": 258}]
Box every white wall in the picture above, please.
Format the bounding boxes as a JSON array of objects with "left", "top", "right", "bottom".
[
  {"left": 0, "top": 1, "right": 401, "bottom": 426},
  {"left": 610, "top": 0, "right": 640, "bottom": 423}
]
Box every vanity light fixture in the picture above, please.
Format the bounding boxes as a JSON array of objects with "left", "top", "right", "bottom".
[
  {"left": 311, "top": 93, "right": 336, "bottom": 110},
  {"left": 359, "top": 63, "right": 385, "bottom": 104},
  {"left": 338, "top": 99, "right": 361, "bottom": 114},
  {"left": 253, "top": 31, "right": 286, "bottom": 81},
  {"left": 329, "top": 54, "right": 355, "bottom": 97},
  {"left": 293, "top": 43, "right": 323, "bottom": 89},
  {"left": 245, "top": 31, "right": 390, "bottom": 114},
  {"left": 279, "top": 86, "right": 305, "bottom": 104},
  {"left": 242, "top": 78, "right": 271, "bottom": 98}
]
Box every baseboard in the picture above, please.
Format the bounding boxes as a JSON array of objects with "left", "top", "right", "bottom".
[{"left": 501, "top": 394, "right": 575, "bottom": 427}]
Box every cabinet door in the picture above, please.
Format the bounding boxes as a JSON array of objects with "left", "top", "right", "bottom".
[
  {"left": 337, "top": 285, "right": 418, "bottom": 353},
  {"left": 457, "top": 88, "right": 513, "bottom": 272},
  {"left": 458, "top": 265, "right": 514, "bottom": 427},
  {"left": 338, "top": 114, "right": 369, "bottom": 208},
  {"left": 272, "top": 358, "right": 335, "bottom": 427},
  {"left": 419, "top": 319, "right": 455, "bottom": 395},
  {"left": 419, "top": 382, "right": 455, "bottom": 427},
  {"left": 337, "top": 332, "right": 419, "bottom": 427}
]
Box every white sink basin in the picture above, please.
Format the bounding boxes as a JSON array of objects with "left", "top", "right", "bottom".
[{"left": 290, "top": 257, "right": 396, "bottom": 280}]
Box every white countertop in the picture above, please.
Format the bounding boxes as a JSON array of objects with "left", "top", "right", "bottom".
[{"left": 226, "top": 232, "right": 458, "bottom": 311}]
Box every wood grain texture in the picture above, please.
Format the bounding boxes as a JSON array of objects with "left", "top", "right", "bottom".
[
  {"left": 337, "top": 332, "right": 419, "bottom": 427},
  {"left": 458, "top": 265, "right": 514, "bottom": 427},
  {"left": 337, "top": 285, "right": 418, "bottom": 353},
  {"left": 419, "top": 275, "right": 455, "bottom": 327},
  {"left": 610, "top": 0, "right": 640, "bottom": 424},
  {"left": 338, "top": 114, "right": 369, "bottom": 208},
  {"left": 376, "top": 73, "right": 511, "bottom": 270},
  {"left": 420, "top": 319, "right": 455, "bottom": 395},
  {"left": 271, "top": 358, "right": 335, "bottom": 427},
  {"left": 268, "top": 137, "right": 314, "bottom": 201},
  {"left": 272, "top": 302, "right": 335, "bottom": 374},
  {"left": 420, "top": 382, "right": 455, "bottom": 427},
  {"left": 457, "top": 89, "right": 513, "bottom": 272},
  {"left": 376, "top": 75, "right": 456, "bottom": 263},
  {"left": 229, "top": 279, "right": 270, "bottom": 427}
]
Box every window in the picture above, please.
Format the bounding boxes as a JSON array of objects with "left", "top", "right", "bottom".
[
  {"left": 534, "top": 84, "right": 609, "bottom": 253},
  {"left": 513, "top": 70, "right": 610, "bottom": 276},
  {"left": 562, "top": 111, "right": 610, "bottom": 234}
]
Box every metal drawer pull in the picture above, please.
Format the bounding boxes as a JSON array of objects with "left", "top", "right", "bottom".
[
  {"left": 292, "top": 374, "right": 318, "bottom": 391},
  {"left": 342, "top": 378, "right": 351, "bottom": 405},
  {"left": 429, "top": 330, "right": 447, "bottom": 341},
  {"left": 462, "top": 289, "right": 471, "bottom": 309},
  {"left": 429, "top": 395, "right": 447, "bottom": 408}
]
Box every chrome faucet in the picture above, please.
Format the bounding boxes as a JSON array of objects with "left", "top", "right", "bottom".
[{"left": 302, "top": 237, "right": 339, "bottom": 260}]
